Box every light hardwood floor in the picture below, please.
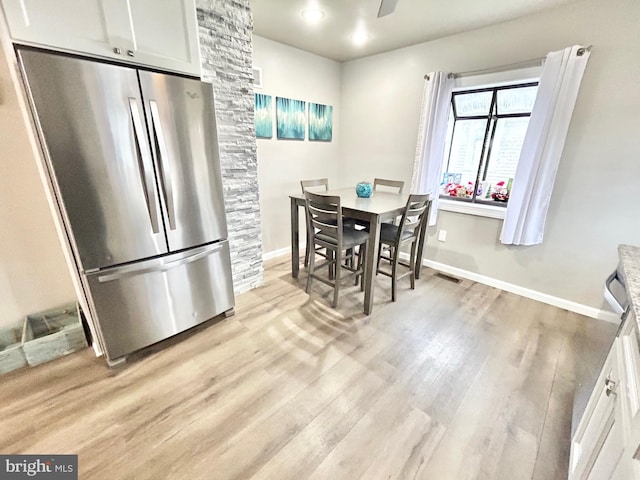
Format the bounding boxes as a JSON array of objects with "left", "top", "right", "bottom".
[{"left": 0, "top": 256, "right": 617, "bottom": 479}]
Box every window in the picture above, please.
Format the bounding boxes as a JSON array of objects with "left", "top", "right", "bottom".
[{"left": 440, "top": 82, "right": 538, "bottom": 207}]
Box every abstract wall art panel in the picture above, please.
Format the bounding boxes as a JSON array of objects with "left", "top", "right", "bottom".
[
  {"left": 276, "top": 97, "right": 306, "bottom": 140},
  {"left": 254, "top": 93, "right": 272, "bottom": 138},
  {"left": 309, "top": 103, "right": 333, "bottom": 141}
]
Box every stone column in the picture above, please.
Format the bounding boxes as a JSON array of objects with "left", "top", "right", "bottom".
[{"left": 196, "top": 0, "right": 263, "bottom": 294}]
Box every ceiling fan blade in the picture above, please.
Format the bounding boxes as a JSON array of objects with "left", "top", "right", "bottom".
[{"left": 377, "top": 0, "right": 399, "bottom": 17}]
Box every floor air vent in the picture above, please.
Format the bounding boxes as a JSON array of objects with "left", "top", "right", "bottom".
[{"left": 435, "top": 272, "right": 462, "bottom": 284}]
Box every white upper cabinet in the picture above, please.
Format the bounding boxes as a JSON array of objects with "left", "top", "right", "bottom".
[{"left": 0, "top": 0, "right": 201, "bottom": 76}]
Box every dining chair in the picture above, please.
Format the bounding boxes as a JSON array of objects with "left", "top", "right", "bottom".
[
  {"left": 304, "top": 190, "right": 369, "bottom": 308},
  {"left": 300, "top": 179, "right": 330, "bottom": 268},
  {"left": 300, "top": 178, "right": 356, "bottom": 269},
  {"left": 373, "top": 178, "right": 405, "bottom": 194},
  {"left": 356, "top": 178, "right": 406, "bottom": 231},
  {"left": 376, "top": 193, "right": 431, "bottom": 302},
  {"left": 300, "top": 178, "right": 329, "bottom": 193}
]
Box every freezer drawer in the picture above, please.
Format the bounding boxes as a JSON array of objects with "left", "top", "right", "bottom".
[{"left": 85, "top": 241, "right": 234, "bottom": 360}]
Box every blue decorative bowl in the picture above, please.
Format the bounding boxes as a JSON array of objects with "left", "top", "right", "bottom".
[{"left": 356, "top": 182, "right": 373, "bottom": 198}]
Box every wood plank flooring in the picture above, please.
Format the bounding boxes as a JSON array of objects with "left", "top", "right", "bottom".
[{"left": 0, "top": 256, "right": 617, "bottom": 479}]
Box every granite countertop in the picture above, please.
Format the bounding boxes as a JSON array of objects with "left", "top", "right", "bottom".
[{"left": 619, "top": 244, "right": 640, "bottom": 322}]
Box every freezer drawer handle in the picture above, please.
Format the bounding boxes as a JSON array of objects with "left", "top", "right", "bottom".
[
  {"left": 97, "top": 244, "right": 224, "bottom": 283},
  {"left": 129, "top": 98, "right": 161, "bottom": 234},
  {"left": 149, "top": 100, "right": 177, "bottom": 230}
]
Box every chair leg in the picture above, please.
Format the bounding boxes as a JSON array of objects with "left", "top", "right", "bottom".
[
  {"left": 333, "top": 248, "right": 341, "bottom": 308},
  {"left": 306, "top": 241, "right": 316, "bottom": 294},
  {"left": 304, "top": 241, "right": 310, "bottom": 268},
  {"left": 391, "top": 244, "right": 400, "bottom": 302},
  {"left": 328, "top": 250, "right": 335, "bottom": 280},
  {"left": 359, "top": 243, "right": 366, "bottom": 292},
  {"left": 346, "top": 247, "right": 354, "bottom": 268},
  {"left": 304, "top": 221, "right": 312, "bottom": 268},
  {"left": 409, "top": 241, "right": 417, "bottom": 290},
  {"left": 354, "top": 245, "right": 360, "bottom": 286}
]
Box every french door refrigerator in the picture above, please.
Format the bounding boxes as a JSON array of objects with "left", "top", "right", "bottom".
[{"left": 18, "top": 47, "right": 235, "bottom": 363}]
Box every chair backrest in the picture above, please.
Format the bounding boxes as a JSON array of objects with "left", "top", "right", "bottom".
[
  {"left": 396, "top": 194, "right": 431, "bottom": 242},
  {"left": 304, "top": 190, "right": 342, "bottom": 248},
  {"left": 373, "top": 178, "right": 405, "bottom": 194},
  {"left": 301, "top": 178, "right": 329, "bottom": 193}
]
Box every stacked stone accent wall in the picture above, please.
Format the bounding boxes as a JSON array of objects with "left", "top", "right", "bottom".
[{"left": 196, "top": 0, "right": 263, "bottom": 294}]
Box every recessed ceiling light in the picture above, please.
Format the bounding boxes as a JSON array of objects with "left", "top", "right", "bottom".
[
  {"left": 350, "top": 31, "right": 370, "bottom": 46},
  {"left": 301, "top": 8, "right": 325, "bottom": 22}
]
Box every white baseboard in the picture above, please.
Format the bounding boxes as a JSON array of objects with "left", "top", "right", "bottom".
[
  {"left": 263, "top": 245, "right": 294, "bottom": 262},
  {"left": 418, "top": 257, "right": 620, "bottom": 324},
  {"left": 264, "top": 246, "right": 620, "bottom": 324}
]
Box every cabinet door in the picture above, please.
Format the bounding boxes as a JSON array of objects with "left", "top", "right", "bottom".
[
  {"left": 1, "top": 0, "right": 119, "bottom": 59},
  {"left": 128, "top": 0, "right": 201, "bottom": 76},
  {"left": 1, "top": 0, "right": 200, "bottom": 76},
  {"left": 570, "top": 342, "right": 625, "bottom": 480},
  {"left": 618, "top": 309, "right": 640, "bottom": 478},
  {"left": 609, "top": 450, "right": 637, "bottom": 480}
]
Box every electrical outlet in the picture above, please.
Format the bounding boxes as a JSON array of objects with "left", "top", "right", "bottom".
[{"left": 438, "top": 230, "right": 447, "bottom": 242}]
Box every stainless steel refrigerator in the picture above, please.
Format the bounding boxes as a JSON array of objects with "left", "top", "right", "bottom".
[{"left": 18, "top": 47, "right": 235, "bottom": 363}]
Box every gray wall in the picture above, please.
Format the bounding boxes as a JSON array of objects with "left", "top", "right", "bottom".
[
  {"left": 252, "top": 36, "right": 342, "bottom": 255},
  {"left": 338, "top": 0, "right": 640, "bottom": 309},
  {"left": 197, "top": 0, "right": 263, "bottom": 294}
]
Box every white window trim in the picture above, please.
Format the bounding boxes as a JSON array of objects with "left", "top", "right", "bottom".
[
  {"left": 438, "top": 66, "right": 542, "bottom": 221},
  {"left": 438, "top": 198, "right": 505, "bottom": 219}
]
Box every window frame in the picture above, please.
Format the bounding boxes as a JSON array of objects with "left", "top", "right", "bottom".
[{"left": 439, "top": 80, "right": 539, "bottom": 216}]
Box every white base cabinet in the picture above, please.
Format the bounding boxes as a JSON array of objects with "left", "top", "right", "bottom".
[
  {"left": 0, "top": 0, "right": 201, "bottom": 76},
  {"left": 570, "top": 309, "right": 640, "bottom": 479}
]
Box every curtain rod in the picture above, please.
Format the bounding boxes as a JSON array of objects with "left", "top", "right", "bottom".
[{"left": 423, "top": 46, "right": 592, "bottom": 80}]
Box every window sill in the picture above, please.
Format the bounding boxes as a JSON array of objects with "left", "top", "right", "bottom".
[{"left": 438, "top": 198, "right": 506, "bottom": 219}]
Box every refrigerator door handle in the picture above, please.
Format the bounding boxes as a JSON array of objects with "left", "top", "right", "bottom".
[
  {"left": 149, "top": 100, "right": 177, "bottom": 230},
  {"left": 129, "top": 98, "right": 161, "bottom": 234},
  {"left": 97, "top": 243, "right": 225, "bottom": 283}
]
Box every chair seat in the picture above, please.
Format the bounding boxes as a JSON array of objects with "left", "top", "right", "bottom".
[
  {"left": 317, "top": 227, "right": 370, "bottom": 249},
  {"left": 380, "top": 223, "right": 415, "bottom": 243}
]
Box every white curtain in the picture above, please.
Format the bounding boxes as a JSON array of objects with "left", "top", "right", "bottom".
[
  {"left": 411, "top": 72, "right": 455, "bottom": 226},
  {"left": 500, "top": 45, "right": 591, "bottom": 245}
]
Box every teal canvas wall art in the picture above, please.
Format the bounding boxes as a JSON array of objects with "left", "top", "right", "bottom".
[
  {"left": 276, "top": 97, "right": 306, "bottom": 140},
  {"left": 254, "top": 93, "right": 272, "bottom": 138},
  {"left": 309, "top": 103, "right": 333, "bottom": 141}
]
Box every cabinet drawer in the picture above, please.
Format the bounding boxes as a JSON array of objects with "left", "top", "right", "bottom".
[{"left": 570, "top": 342, "right": 624, "bottom": 479}]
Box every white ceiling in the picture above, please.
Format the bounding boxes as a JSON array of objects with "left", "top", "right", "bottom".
[{"left": 250, "top": 0, "right": 581, "bottom": 62}]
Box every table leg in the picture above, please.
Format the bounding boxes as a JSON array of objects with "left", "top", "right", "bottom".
[
  {"left": 363, "top": 215, "right": 381, "bottom": 315},
  {"left": 291, "top": 197, "right": 300, "bottom": 278}
]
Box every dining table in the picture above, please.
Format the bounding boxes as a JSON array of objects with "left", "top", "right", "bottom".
[{"left": 289, "top": 187, "right": 428, "bottom": 315}]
